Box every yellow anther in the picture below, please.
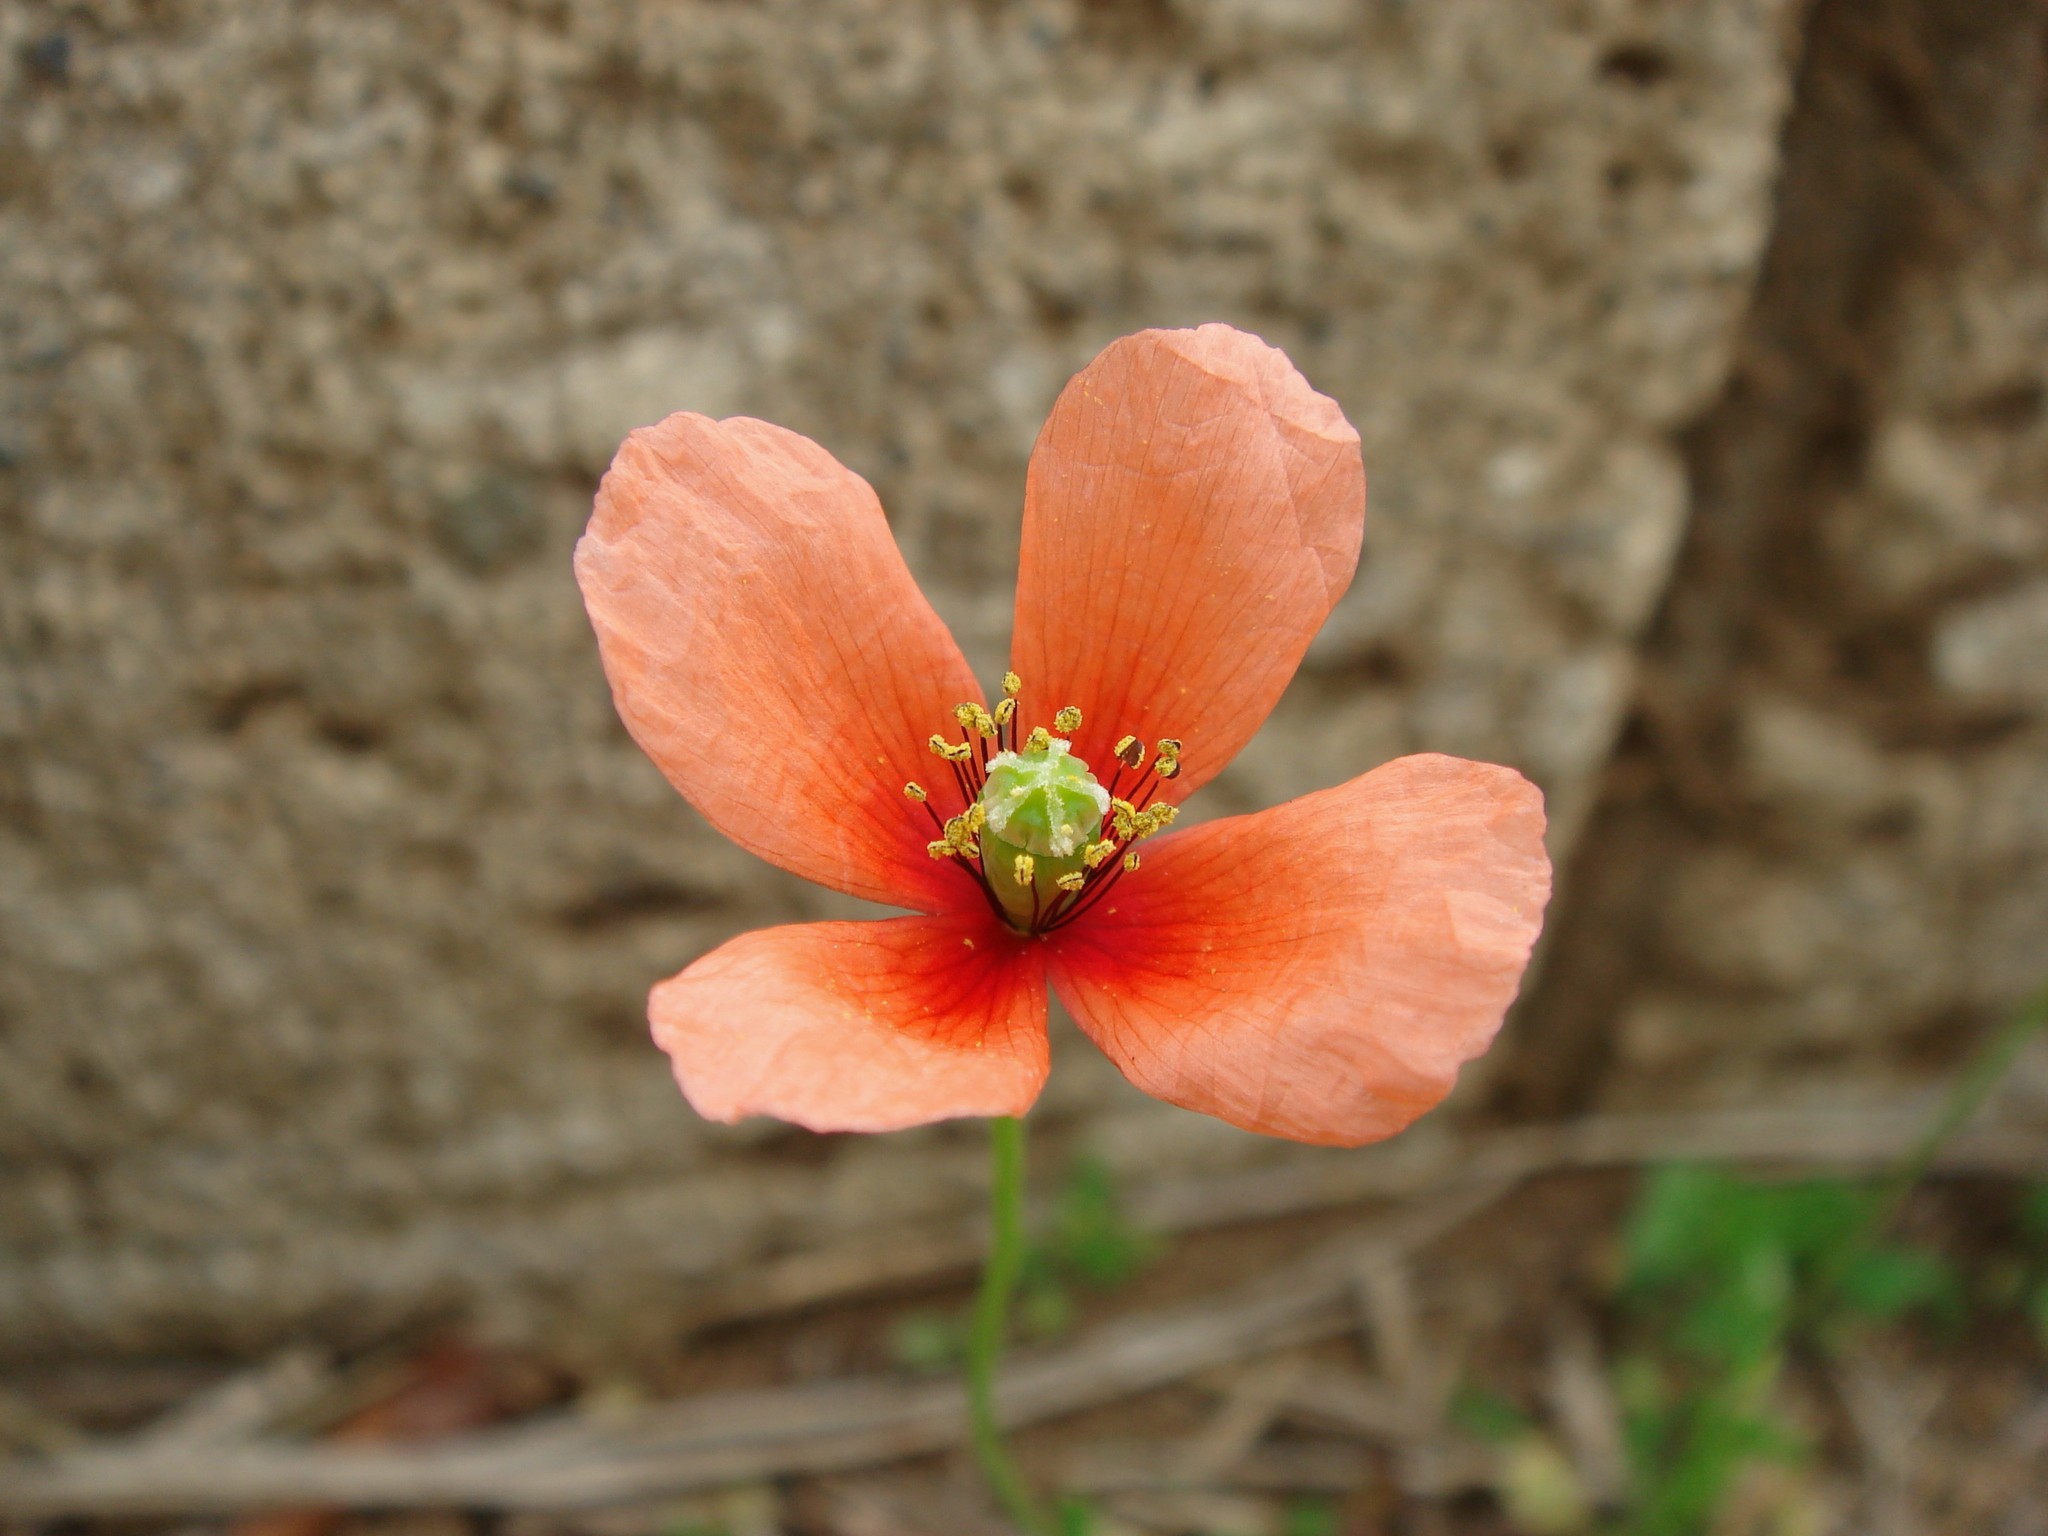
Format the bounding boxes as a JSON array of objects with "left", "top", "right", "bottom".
[
  {"left": 942, "top": 815, "right": 982, "bottom": 858},
  {"left": 954, "top": 702, "right": 998, "bottom": 738},
  {"left": 1002, "top": 671, "right": 1022, "bottom": 697},
  {"left": 927, "top": 839, "right": 955, "bottom": 859},
  {"left": 904, "top": 782, "right": 928, "bottom": 803},
  {"left": 1110, "top": 797, "right": 1138, "bottom": 839},
  {"left": 1113, "top": 734, "right": 1143, "bottom": 769},
  {"left": 965, "top": 802, "right": 988, "bottom": 833},
  {"left": 1155, "top": 755, "right": 1181, "bottom": 779},
  {"left": 1083, "top": 839, "right": 1117, "bottom": 869},
  {"left": 1025, "top": 726, "right": 1052, "bottom": 753},
  {"left": 1156, "top": 737, "right": 1183, "bottom": 755},
  {"left": 1055, "top": 870, "right": 1087, "bottom": 893},
  {"left": 1054, "top": 705, "right": 1082, "bottom": 733},
  {"left": 993, "top": 697, "right": 1017, "bottom": 727},
  {"left": 1122, "top": 850, "right": 1141, "bottom": 873},
  {"left": 928, "top": 733, "right": 973, "bottom": 763},
  {"left": 1011, "top": 852, "right": 1035, "bottom": 887},
  {"left": 1130, "top": 803, "right": 1178, "bottom": 841}
]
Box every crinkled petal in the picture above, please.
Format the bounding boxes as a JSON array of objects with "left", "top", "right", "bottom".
[
  {"left": 1046, "top": 754, "right": 1550, "bottom": 1146},
  {"left": 651, "top": 913, "right": 1049, "bottom": 1132},
  {"left": 577, "top": 413, "right": 981, "bottom": 912},
  {"left": 1009, "top": 325, "right": 1365, "bottom": 799}
]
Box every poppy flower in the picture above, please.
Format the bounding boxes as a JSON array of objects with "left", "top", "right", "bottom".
[{"left": 575, "top": 324, "right": 1551, "bottom": 1147}]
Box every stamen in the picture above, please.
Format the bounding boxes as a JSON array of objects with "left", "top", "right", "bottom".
[
  {"left": 955, "top": 702, "right": 999, "bottom": 739},
  {"left": 905, "top": 690, "right": 1180, "bottom": 937},
  {"left": 1129, "top": 803, "right": 1177, "bottom": 841}
]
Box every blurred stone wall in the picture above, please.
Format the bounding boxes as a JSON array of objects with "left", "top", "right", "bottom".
[
  {"left": 0, "top": 0, "right": 1899, "bottom": 1358},
  {"left": 1500, "top": 0, "right": 2048, "bottom": 1122}
]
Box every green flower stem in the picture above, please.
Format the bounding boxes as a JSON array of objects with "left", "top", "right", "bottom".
[{"left": 968, "top": 1115, "right": 1050, "bottom": 1533}]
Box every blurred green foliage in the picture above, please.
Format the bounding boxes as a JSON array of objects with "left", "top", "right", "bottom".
[
  {"left": 890, "top": 1152, "right": 1158, "bottom": 1372},
  {"left": 1614, "top": 1165, "right": 1961, "bottom": 1536},
  {"left": 1450, "top": 1381, "right": 1534, "bottom": 1444},
  {"left": 2020, "top": 1181, "right": 2048, "bottom": 1348},
  {"left": 1281, "top": 1493, "right": 1341, "bottom": 1536},
  {"left": 1018, "top": 1153, "right": 1160, "bottom": 1338}
]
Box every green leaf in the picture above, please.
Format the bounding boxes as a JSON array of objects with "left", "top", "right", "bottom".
[
  {"left": 1281, "top": 1495, "right": 1341, "bottom": 1536},
  {"left": 1834, "top": 1246, "right": 1961, "bottom": 1324},
  {"left": 1045, "top": 1155, "right": 1157, "bottom": 1291},
  {"left": 1449, "top": 1382, "right": 1530, "bottom": 1443},
  {"left": 1672, "top": 1243, "right": 1793, "bottom": 1369},
  {"left": 1758, "top": 1180, "right": 1871, "bottom": 1262},
  {"left": 1625, "top": 1166, "right": 1745, "bottom": 1290},
  {"left": 2018, "top": 1182, "right": 2048, "bottom": 1246}
]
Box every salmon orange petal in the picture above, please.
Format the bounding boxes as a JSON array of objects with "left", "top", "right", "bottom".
[
  {"left": 577, "top": 413, "right": 981, "bottom": 913},
  {"left": 1045, "top": 754, "right": 1550, "bottom": 1147},
  {"left": 651, "top": 913, "right": 1050, "bottom": 1132},
  {"left": 1009, "top": 325, "right": 1365, "bottom": 800}
]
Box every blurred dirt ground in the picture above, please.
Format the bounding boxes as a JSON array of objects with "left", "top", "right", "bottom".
[{"left": 4, "top": 1145, "right": 2046, "bottom": 1533}]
